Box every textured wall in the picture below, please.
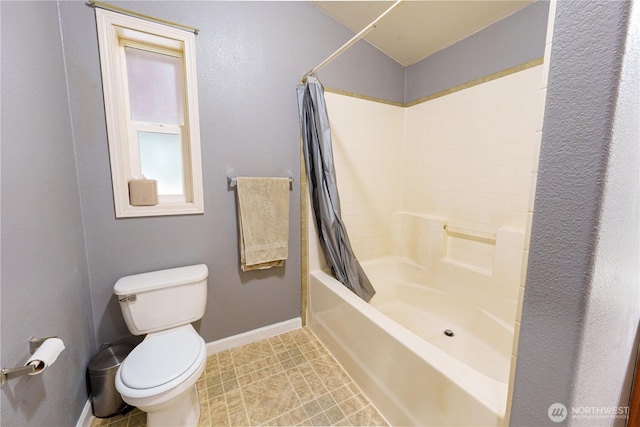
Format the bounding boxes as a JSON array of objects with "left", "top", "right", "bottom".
[
  {"left": 0, "top": 2, "right": 95, "bottom": 426},
  {"left": 57, "top": 0, "right": 404, "bottom": 346},
  {"left": 568, "top": 1, "right": 639, "bottom": 424},
  {"left": 511, "top": 1, "right": 639, "bottom": 425},
  {"left": 404, "top": 0, "right": 548, "bottom": 104}
]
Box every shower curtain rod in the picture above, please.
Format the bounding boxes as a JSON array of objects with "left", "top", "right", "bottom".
[{"left": 301, "top": 0, "right": 404, "bottom": 83}]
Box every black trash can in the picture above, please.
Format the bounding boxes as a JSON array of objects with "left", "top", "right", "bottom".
[{"left": 88, "top": 344, "right": 133, "bottom": 418}]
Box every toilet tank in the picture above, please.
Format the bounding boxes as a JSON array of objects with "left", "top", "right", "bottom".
[{"left": 114, "top": 264, "right": 208, "bottom": 335}]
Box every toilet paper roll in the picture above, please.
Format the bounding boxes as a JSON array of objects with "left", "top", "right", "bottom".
[{"left": 25, "top": 338, "right": 65, "bottom": 375}]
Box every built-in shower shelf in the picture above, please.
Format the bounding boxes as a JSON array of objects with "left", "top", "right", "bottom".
[{"left": 441, "top": 257, "right": 492, "bottom": 277}]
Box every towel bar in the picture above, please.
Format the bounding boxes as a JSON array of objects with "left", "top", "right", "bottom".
[{"left": 227, "top": 176, "right": 294, "bottom": 188}]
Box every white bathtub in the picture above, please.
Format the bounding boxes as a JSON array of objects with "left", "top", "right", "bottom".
[{"left": 308, "top": 256, "right": 512, "bottom": 426}]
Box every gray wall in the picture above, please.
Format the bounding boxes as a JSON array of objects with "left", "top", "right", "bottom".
[
  {"left": 569, "top": 1, "right": 640, "bottom": 422},
  {"left": 511, "top": 1, "right": 639, "bottom": 425},
  {"left": 404, "top": 0, "right": 549, "bottom": 104},
  {"left": 59, "top": 0, "right": 404, "bottom": 347},
  {"left": 0, "top": 2, "right": 95, "bottom": 426},
  {"left": 1, "top": 1, "right": 403, "bottom": 425}
]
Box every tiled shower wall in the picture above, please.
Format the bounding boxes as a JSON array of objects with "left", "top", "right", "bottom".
[
  {"left": 307, "top": 94, "right": 404, "bottom": 271},
  {"left": 318, "top": 64, "right": 544, "bottom": 274},
  {"left": 404, "top": 65, "right": 544, "bottom": 274},
  {"left": 324, "top": 95, "right": 404, "bottom": 261}
]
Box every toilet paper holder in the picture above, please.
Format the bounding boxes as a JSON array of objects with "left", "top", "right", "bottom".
[{"left": 1, "top": 336, "right": 59, "bottom": 385}]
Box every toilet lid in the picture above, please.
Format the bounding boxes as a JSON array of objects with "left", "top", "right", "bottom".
[{"left": 120, "top": 328, "right": 202, "bottom": 390}]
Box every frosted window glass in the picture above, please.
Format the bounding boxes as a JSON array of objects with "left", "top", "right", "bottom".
[
  {"left": 126, "top": 47, "right": 184, "bottom": 124},
  {"left": 138, "top": 132, "right": 184, "bottom": 195}
]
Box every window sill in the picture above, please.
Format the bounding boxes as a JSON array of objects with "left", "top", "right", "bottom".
[{"left": 116, "top": 201, "right": 204, "bottom": 218}]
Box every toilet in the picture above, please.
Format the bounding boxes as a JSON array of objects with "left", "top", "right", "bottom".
[{"left": 113, "top": 264, "right": 208, "bottom": 427}]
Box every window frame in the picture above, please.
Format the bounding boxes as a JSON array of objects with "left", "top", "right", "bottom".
[{"left": 95, "top": 9, "right": 204, "bottom": 218}]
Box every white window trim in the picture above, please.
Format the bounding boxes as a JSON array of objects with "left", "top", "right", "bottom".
[{"left": 95, "top": 9, "right": 204, "bottom": 218}]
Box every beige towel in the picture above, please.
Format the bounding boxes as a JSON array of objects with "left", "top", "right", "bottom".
[{"left": 236, "top": 177, "right": 290, "bottom": 271}]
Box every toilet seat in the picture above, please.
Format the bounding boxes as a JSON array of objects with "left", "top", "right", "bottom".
[{"left": 116, "top": 325, "right": 206, "bottom": 399}]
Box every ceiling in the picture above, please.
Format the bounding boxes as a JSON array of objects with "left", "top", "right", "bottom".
[{"left": 313, "top": 1, "right": 535, "bottom": 66}]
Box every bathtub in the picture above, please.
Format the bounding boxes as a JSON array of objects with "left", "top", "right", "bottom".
[{"left": 307, "top": 256, "right": 513, "bottom": 426}]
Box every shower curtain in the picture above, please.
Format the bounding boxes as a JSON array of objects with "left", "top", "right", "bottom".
[{"left": 297, "top": 77, "right": 376, "bottom": 302}]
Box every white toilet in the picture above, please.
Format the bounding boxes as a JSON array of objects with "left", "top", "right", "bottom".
[{"left": 113, "top": 264, "right": 209, "bottom": 427}]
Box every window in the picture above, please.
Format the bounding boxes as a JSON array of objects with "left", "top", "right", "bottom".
[{"left": 95, "top": 9, "right": 204, "bottom": 217}]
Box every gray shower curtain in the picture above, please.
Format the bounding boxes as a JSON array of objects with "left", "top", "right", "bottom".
[{"left": 297, "top": 77, "right": 375, "bottom": 302}]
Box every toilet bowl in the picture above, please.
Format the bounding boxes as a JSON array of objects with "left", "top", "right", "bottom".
[
  {"left": 115, "top": 325, "right": 207, "bottom": 426},
  {"left": 113, "top": 265, "right": 209, "bottom": 427}
]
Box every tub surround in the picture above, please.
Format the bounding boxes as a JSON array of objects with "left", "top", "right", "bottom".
[
  {"left": 319, "top": 63, "right": 542, "bottom": 279},
  {"left": 306, "top": 55, "right": 545, "bottom": 426}
]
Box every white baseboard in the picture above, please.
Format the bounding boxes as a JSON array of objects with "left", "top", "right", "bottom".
[
  {"left": 206, "top": 317, "right": 302, "bottom": 355},
  {"left": 76, "top": 396, "right": 94, "bottom": 427}
]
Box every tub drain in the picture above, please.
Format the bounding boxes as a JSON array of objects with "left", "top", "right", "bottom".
[{"left": 444, "top": 329, "right": 455, "bottom": 337}]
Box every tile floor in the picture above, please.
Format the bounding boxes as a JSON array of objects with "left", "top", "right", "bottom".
[{"left": 91, "top": 328, "right": 388, "bottom": 426}]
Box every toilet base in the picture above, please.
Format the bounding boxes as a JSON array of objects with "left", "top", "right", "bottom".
[{"left": 144, "top": 385, "right": 200, "bottom": 427}]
